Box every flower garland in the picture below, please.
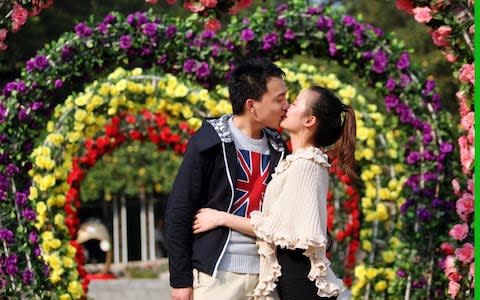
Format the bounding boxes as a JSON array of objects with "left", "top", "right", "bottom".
[
  {"left": 396, "top": 1, "right": 475, "bottom": 298},
  {"left": 0, "top": 0, "right": 54, "bottom": 50},
  {"left": 0, "top": 3, "right": 460, "bottom": 298}
]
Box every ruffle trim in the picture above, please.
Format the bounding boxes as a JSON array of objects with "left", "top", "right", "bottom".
[
  {"left": 250, "top": 211, "right": 341, "bottom": 299},
  {"left": 273, "top": 147, "right": 330, "bottom": 177}
]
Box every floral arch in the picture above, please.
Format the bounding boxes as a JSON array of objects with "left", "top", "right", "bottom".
[{"left": 0, "top": 2, "right": 462, "bottom": 299}]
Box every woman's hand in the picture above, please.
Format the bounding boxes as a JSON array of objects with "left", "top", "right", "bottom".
[{"left": 193, "top": 208, "right": 226, "bottom": 234}]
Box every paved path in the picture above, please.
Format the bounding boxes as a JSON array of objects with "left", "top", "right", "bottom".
[{"left": 87, "top": 272, "right": 171, "bottom": 300}]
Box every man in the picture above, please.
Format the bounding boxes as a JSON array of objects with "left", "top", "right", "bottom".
[{"left": 165, "top": 58, "right": 289, "bottom": 300}]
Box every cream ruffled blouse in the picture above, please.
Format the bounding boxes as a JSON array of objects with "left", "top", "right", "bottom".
[{"left": 250, "top": 147, "right": 348, "bottom": 299}]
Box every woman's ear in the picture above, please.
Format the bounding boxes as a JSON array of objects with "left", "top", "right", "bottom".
[{"left": 304, "top": 115, "right": 317, "bottom": 128}]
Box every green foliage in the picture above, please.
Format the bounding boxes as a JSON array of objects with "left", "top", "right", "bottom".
[{"left": 80, "top": 141, "right": 182, "bottom": 202}]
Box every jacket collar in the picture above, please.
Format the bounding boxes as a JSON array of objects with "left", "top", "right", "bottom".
[{"left": 206, "top": 115, "right": 285, "bottom": 152}]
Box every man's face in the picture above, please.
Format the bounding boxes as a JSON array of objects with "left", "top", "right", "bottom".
[{"left": 252, "top": 77, "right": 289, "bottom": 129}]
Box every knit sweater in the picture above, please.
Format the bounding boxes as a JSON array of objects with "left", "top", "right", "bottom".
[{"left": 250, "top": 147, "right": 347, "bottom": 299}]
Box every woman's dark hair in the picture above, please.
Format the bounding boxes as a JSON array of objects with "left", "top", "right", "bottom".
[
  {"left": 228, "top": 58, "right": 285, "bottom": 114},
  {"left": 308, "top": 86, "right": 357, "bottom": 180}
]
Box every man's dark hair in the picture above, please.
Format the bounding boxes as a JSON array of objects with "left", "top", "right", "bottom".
[{"left": 227, "top": 58, "right": 285, "bottom": 115}]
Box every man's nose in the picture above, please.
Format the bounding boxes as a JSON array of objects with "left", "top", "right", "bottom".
[{"left": 282, "top": 100, "right": 289, "bottom": 110}]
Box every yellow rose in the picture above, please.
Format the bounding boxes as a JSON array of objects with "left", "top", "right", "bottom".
[
  {"left": 59, "top": 294, "right": 72, "bottom": 300},
  {"left": 363, "top": 148, "right": 374, "bottom": 160},
  {"left": 389, "top": 237, "right": 402, "bottom": 248},
  {"left": 50, "top": 239, "right": 61, "bottom": 250},
  {"left": 354, "top": 265, "right": 366, "bottom": 280},
  {"left": 49, "top": 273, "right": 61, "bottom": 284},
  {"left": 374, "top": 280, "right": 387, "bottom": 292},
  {"left": 175, "top": 84, "right": 189, "bottom": 98},
  {"left": 382, "top": 251, "right": 396, "bottom": 264},
  {"left": 366, "top": 267, "right": 378, "bottom": 280},
  {"left": 144, "top": 83, "right": 154, "bottom": 95},
  {"left": 63, "top": 257, "right": 74, "bottom": 268},
  {"left": 68, "top": 281, "right": 84, "bottom": 299},
  {"left": 39, "top": 175, "right": 56, "bottom": 191},
  {"left": 36, "top": 201, "right": 47, "bottom": 215},
  {"left": 379, "top": 188, "right": 390, "bottom": 200},
  {"left": 115, "top": 79, "right": 127, "bottom": 91},
  {"left": 67, "top": 245, "right": 77, "bottom": 258},
  {"left": 131, "top": 67, "right": 142, "bottom": 76},
  {"left": 54, "top": 214, "right": 65, "bottom": 227},
  {"left": 361, "top": 197, "right": 372, "bottom": 208},
  {"left": 357, "top": 127, "right": 369, "bottom": 141},
  {"left": 361, "top": 170, "right": 374, "bottom": 181},
  {"left": 376, "top": 203, "right": 389, "bottom": 221},
  {"left": 181, "top": 106, "right": 193, "bottom": 119},
  {"left": 74, "top": 95, "right": 88, "bottom": 107},
  {"left": 362, "top": 240, "right": 372, "bottom": 252}
]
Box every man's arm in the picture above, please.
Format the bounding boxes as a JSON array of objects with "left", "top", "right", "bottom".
[{"left": 165, "top": 137, "right": 204, "bottom": 289}]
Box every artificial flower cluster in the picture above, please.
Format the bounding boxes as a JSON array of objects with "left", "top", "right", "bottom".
[
  {"left": 0, "top": 0, "right": 54, "bottom": 50},
  {"left": 0, "top": 3, "right": 462, "bottom": 298}
]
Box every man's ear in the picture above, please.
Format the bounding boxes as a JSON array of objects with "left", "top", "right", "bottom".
[
  {"left": 245, "top": 99, "right": 256, "bottom": 112},
  {"left": 304, "top": 115, "right": 317, "bottom": 128}
]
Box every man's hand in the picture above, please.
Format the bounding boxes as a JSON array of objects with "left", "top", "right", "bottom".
[{"left": 171, "top": 287, "right": 193, "bottom": 300}]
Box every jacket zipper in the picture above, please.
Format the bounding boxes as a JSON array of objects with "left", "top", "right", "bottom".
[{"left": 212, "top": 142, "right": 235, "bottom": 278}]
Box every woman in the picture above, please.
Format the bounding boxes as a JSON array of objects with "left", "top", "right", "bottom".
[{"left": 193, "top": 86, "right": 355, "bottom": 300}]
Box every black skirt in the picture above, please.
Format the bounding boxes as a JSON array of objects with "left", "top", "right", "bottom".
[{"left": 276, "top": 247, "right": 337, "bottom": 300}]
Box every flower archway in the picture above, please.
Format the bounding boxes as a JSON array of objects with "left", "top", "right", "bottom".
[{"left": 0, "top": 2, "right": 461, "bottom": 299}]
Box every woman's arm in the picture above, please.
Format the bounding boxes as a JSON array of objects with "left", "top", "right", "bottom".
[{"left": 193, "top": 208, "right": 255, "bottom": 237}]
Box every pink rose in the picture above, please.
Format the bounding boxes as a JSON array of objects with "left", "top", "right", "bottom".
[
  {"left": 467, "top": 127, "right": 473, "bottom": 144},
  {"left": 200, "top": 0, "right": 217, "bottom": 8},
  {"left": 204, "top": 18, "right": 221, "bottom": 32},
  {"left": 432, "top": 26, "right": 452, "bottom": 47},
  {"left": 183, "top": 1, "right": 205, "bottom": 12},
  {"left": 459, "top": 63, "right": 475, "bottom": 85},
  {"left": 145, "top": 0, "right": 158, "bottom": 4},
  {"left": 467, "top": 179, "right": 473, "bottom": 193},
  {"left": 413, "top": 7, "right": 432, "bottom": 23},
  {"left": 440, "top": 242, "right": 455, "bottom": 255},
  {"left": 456, "top": 192, "right": 474, "bottom": 221},
  {"left": 0, "top": 41, "right": 7, "bottom": 51},
  {"left": 470, "top": 25, "right": 475, "bottom": 35},
  {"left": 448, "top": 280, "right": 460, "bottom": 299},
  {"left": 455, "top": 243, "right": 474, "bottom": 263},
  {"left": 461, "top": 111, "right": 474, "bottom": 131},
  {"left": 11, "top": 3, "right": 28, "bottom": 33},
  {"left": 448, "top": 272, "right": 462, "bottom": 282},
  {"left": 451, "top": 179, "right": 461, "bottom": 196},
  {"left": 449, "top": 223, "right": 469, "bottom": 241},
  {"left": 442, "top": 51, "right": 457, "bottom": 62},
  {"left": 470, "top": 262, "right": 474, "bottom": 277},
  {"left": 455, "top": 90, "right": 470, "bottom": 117},
  {"left": 0, "top": 29, "right": 7, "bottom": 41}
]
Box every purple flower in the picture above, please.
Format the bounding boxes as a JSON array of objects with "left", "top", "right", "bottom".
[
  {"left": 142, "top": 23, "right": 157, "bottom": 37},
  {"left": 166, "top": 25, "right": 177, "bottom": 39},
  {"left": 423, "top": 133, "right": 432, "bottom": 144},
  {"left": 33, "top": 55, "right": 48, "bottom": 71},
  {"left": 202, "top": 30, "right": 215, "bottom": 39},
  {"left": 384, "top": 95, "right": 399, "bottom": 112},
  {"left": 400, "top": 74, "right": 411, "bottom": 87},
  {"left": 316, "top": 16, "right": 328, "bottom": 30},
  {"left": 362, "top": 51, "right": 373, "bottom": 60},
  {"left": 431, "top": 198, "right": 444, "bottom": 208},
  {"left": 61, "top": 46, "right": 74, "bottom": 61},
  {"left": 30, "top": 102, "right": 43, "bottom": 111},
  {"left": 284, "top": 28, "right": 296, "bottom": 40},
  {"left": 275, "top": 18, "right": 286, "bottom": 28},
  {"left": 119, "top": 35, "right": 132, "bottom": 49},
  {"left": 240, "top": 28, "right": 255, "bottom": 42},
  {"left": 423, "top": 150, "right": 436, "bottom": 161},
  {"left": 242, "top": 18, "right": 250, "bottom": 25},
  {"left": 328, "top": 43, "right": 337, "bottom": 56},
  {"left": 97, "top": 23, "right": 108, "bottom": 35},
  {"left": 276, "top": 3, "right": 288, "bottom": 13},
  {"left": 400, "top": 199, "right": 414, "bottom": 214},
  {"left": 23, "top": 269, "right": 34, "bottom": 285},
  {"left": 196, "top": 62, "right": 210, "bottom": 79},
  {"left": 396, "top": 52, "right": 410, "bottom": 70},
  {"left": 431, "top": 93, "right": 441, "bottom": 110},
  {"left": 185, "top": 30, "right": 194, "bottom": 39},
  {"left": 157, "top": 54, "right": 168, "bottom": 65},
  {"left": 183, "top": 59, "right": 197, "bottom": 73},
  {"left": 104, "top": 14, "right": 116, "bottom": 24},
  {"left": 34, "top": 245, "right": 42, "bottom": 257},
  {"left": 211, "top": 44, "right": 220, "bottom": 56},
  {"left": 422, "top": 80, "right": 436, "bottom": 95},
  {"left": 15, "top": 192, "right": 27, "bottom": 207},
  {"left": 0, "top": 229, "right": 14, "bottom": 243},
  {"left": 29, "top": 232, "right": 38, "bottom": 244},
  {"left": 74, "top": 23, "right": 93, "bottom": 38},
  {"left": 18, "top": 108, "right": 29, "bottom": 121},
  {"left": 326, "top": 30, "right": 335, "bottom": 43},
  {"left": 0, "top": 104, "right": 7, "bottom": 123},
  {"left": 343, "top": 15, "right": 356, "bottom": 27},
  {"left": 22, "top": 208, "right": 36, "bottom": 221},
  {"left": 307, "top": 7, "right": 323, "bottom": 15},
  {"left": 6, "top": 163, "right": 19, "bottom": 176},
  {"left": 54, "top": 79, "right": 63, "bottom": 89},
  {"left": 5, "top": 254, "right": 17, "bottom": 275},
  {"left": 397, "top": 269, "right": 407, "bottom": 278},
  {"left": 386, "top": 78, "right": 396, "bottom": 91},
  {"left": 141, "top": 48, "right": 152, "bottom": 56},
  {"left": 423, "top": 172, "right": 437, "bottom": 182},
  {"left": 262, "top": 32, "right": 278, "bottom": 50},
  {"left": 406, "top": 151, "right": 421, "bottom": 164},
  {"left": 127, "top": 12, "right": 148, "bottom": 28},
  {"left": 372, "top": 50, "right": 388, "bottom": 73},
  {"left": 439, "top": 142, "right": 453, "bottom": 153}
]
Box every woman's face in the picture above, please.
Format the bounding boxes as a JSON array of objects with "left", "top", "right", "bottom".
[{"left": 280, "top": 88, "right": 315, "bottom": 132}]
